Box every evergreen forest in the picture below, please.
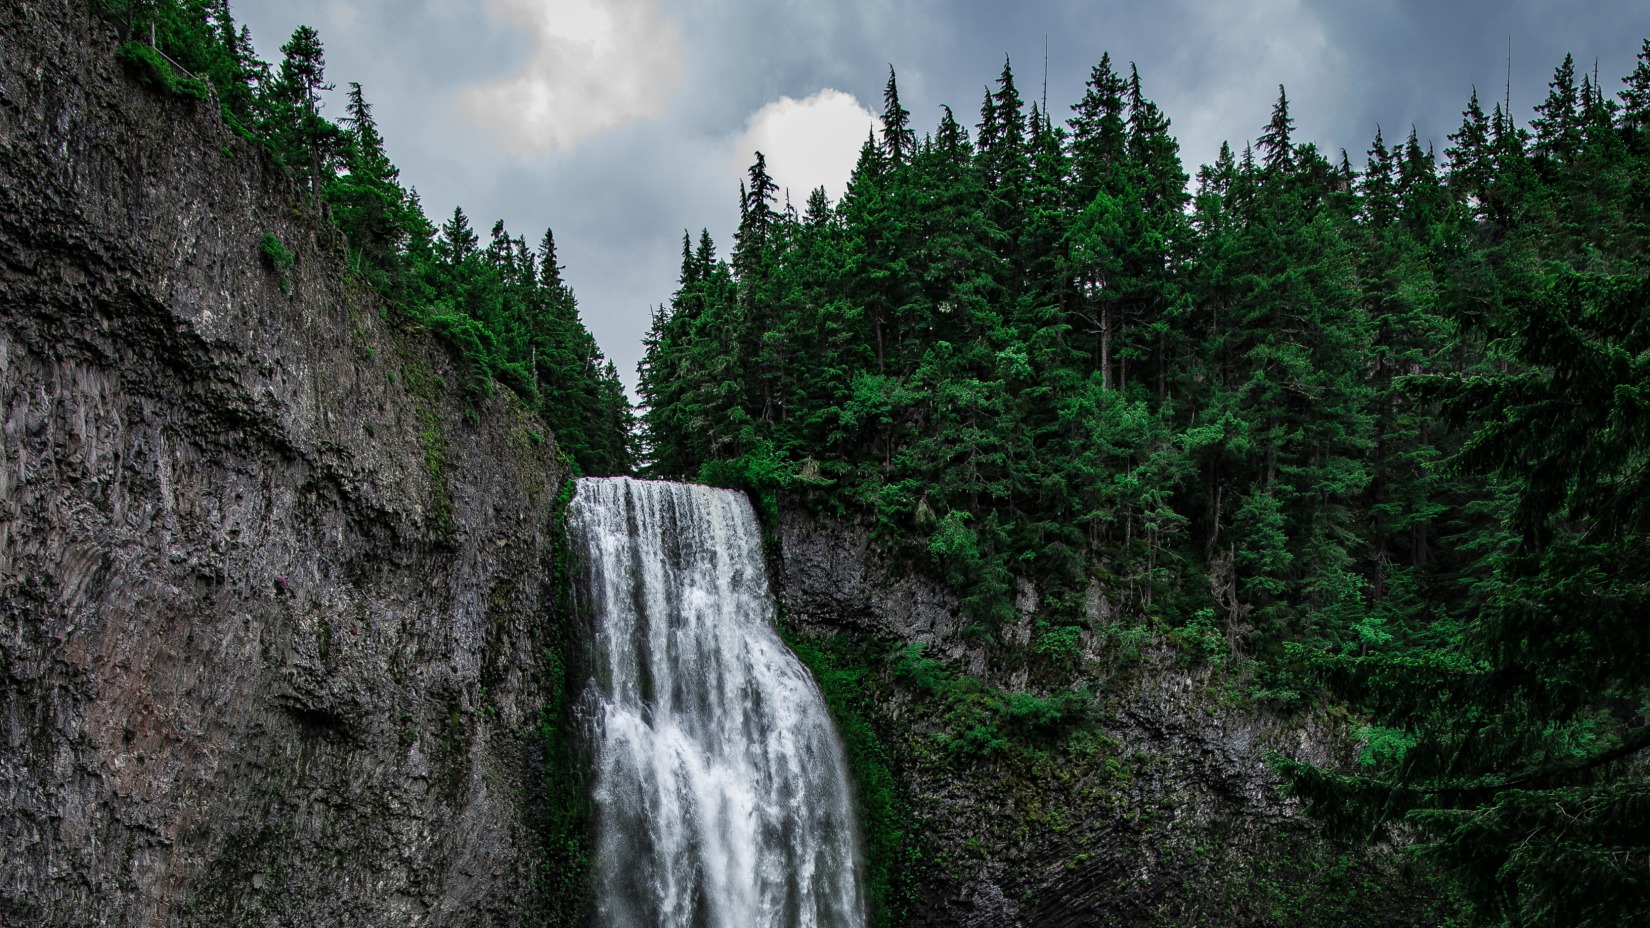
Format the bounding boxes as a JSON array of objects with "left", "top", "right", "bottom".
[
  {"left": 96, "top": 0, "right": 1650, "bottom": 923},
  {"left": 102, "top": 0, "right": 637, "bottom": 475},
  {"left": 638, "top": 52, "right": 1650, "bottom": 927}
]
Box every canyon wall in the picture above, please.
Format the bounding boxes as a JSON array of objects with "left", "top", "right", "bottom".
[
  {"left": 775, "top": 510, "right": 1444, "bottom": 928},
  {"left": 0, "top": 3, "right": 565, "bottom": 924},
  {"left": 0, "top": 3, "right": 1448, "bottom": 926}
]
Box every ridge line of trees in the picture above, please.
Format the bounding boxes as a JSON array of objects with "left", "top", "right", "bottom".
[
  {"left": 104, "top": 0, "right": 636, "bottom": 475},
  {"left": 640, "top": 46, "right": 1650, "bottom": 926}
]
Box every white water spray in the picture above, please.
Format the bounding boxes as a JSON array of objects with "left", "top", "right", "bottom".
[{"left": 568, "top": 477, "right": 866, "bottom": 928}]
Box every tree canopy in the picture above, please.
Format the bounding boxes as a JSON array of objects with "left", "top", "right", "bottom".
[
  {"left": 106, "top": 0, "right": 635, "bottom": 475},
  {"left": 638, "top": 52, "right": 1650, "bottom": 926}
]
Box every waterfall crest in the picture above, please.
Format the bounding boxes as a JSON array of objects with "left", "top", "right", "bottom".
[{"left": 568, "top": 477, "right": 866, "bottom": 928}]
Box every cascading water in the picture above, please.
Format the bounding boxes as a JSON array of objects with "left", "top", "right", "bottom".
[{"left": 567, "top": 477, "right": 866, "bottom": 928}]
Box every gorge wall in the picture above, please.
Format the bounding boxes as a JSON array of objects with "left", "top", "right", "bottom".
[
  {"left": 775, "top": 510, "right": 1446, "bottom": 928},
  {"left": 0, "top": 2, "right": 1449, "bottom": 926},
  {"left": 0, "top": 2, "right": 566, "bottom": 924}
]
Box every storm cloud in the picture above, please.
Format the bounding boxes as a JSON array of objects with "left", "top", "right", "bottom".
[
  {"left": 463, "top": 0, "right": 682, "bottom": 156},
  {"left": 232, "top": 0, "right": 1650, "bottom": 393}
]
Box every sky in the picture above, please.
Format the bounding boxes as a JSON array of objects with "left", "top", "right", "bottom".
[{"left": 232, "top": 0, "right": 1650, "bottom": 394}]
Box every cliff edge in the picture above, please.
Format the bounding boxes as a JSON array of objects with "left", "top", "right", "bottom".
[{"left": 1, "top": 3, "right": 566, "bottom": 925}]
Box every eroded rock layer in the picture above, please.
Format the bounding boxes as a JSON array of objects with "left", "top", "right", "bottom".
[
  {"left": 775, "top": 510, "right": 1443, "bottom": 928},
  {"left": 0, "top": 3, "right": 565, "bottom": 924}
]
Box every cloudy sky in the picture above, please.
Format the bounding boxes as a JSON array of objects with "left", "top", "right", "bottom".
[{"left": 233, "top": 0, "right": 1650, "bottom": 393}]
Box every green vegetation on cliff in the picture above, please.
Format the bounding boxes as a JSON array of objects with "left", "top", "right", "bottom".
[
  {"left": 640, "top": 50, "right": 1650, "bottom": 928},
  {"left": 97, "top": 0, "right": 636, "bottom": 475}
]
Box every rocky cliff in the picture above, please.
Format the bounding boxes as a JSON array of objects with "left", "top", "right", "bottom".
[
  {"left": 775, "top": 510, "right": 1447, "bottom": 928},
  {"left": 0, "top": 3, "right": 567, "bottom": 925},
  {"left": 0, "top": 3, "right": 1451, "bottom": 926}
]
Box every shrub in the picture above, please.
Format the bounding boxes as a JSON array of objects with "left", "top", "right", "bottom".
[
  {"left": 259, "top": 233, "right": 295, "bottom": 294},
  {"left": 948, "top": 723, "right": 1009, "bottom": 757},
  {"left": 116, "top": 41, "right": 211, "bottom": 100},
  {"left": 259, "top": 233, "right": 294, "bottom": 271},
  {"left": 890, "top": 642, "right": 950, "bottom": 696}
]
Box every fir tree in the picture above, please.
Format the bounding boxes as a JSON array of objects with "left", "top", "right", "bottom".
[
  {"left": 271, "top": 25, "right": 335, "bottom": 195},
  {"left": 439, "top": 206, "right": 478, "bottom": 265},
  {"left": 1532, "top": 53, "right": 1583, "bottom": 164},
  {"left": 1258, "top": 85, "right": 1295, "bottom": 173},
  {"left": 538, "top": 228, "right": 565, "bottom": 291},
  {"left": 881, "top": 66, "right": 917, "bottom": 164},
  {"left": 1621, "top": 40, "right": 1650, "bottom": 146},
  {"left": 326, "top": 83, "right": 405, "bottom": 283},
  {"left": 1445, "top": 89, "right": 1493, "bottom": 208},
  {"left": 1068, "top": 52, "right": 1130, "bottom": 206}
]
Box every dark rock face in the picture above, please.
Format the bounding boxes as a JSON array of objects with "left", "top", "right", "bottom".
[
  {"left": 775, "top": 510, "right": 1439, "bottom": 928},
  {"left": 1, "top": 3, "right": 564, "bottom": 925}
]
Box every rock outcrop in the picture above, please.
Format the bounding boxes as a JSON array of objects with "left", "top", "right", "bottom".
[
  {"left": 0, "top": 3, "right": 564, "bottom": 925},
  {"left": 0, "top": 2, "right": 1451, "bottom": 926},
  {"left": 775, "top": 509, "right": 1445, "bottom": 928}
]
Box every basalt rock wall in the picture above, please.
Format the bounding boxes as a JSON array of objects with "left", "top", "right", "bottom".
[
  {"left": 775, "top": 509, "right": 1446, "bottom": 928},
  {"left": 0, "top": 3, "right": 565, "bottom": 925}
]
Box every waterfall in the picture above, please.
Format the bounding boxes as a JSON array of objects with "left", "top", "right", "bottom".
[{"left": 568, "top": 477, "right": 866, "bottom": 928}]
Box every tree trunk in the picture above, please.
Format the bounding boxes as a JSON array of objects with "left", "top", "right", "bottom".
[{"left": 1101, "top": 303, "right": 1112, "bottom": 390}]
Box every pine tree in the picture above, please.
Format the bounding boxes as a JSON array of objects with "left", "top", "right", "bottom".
[
  {"left": 326, "top": 82, "right": 405, "bottom": 283},
  {"left": 98, "top": 2, "right": 638, "bottom": 475},
  {"left": 976, "top": 58, "right": 1029, "bottom": 299},
  {"left": 1285, "top": 270, "right": 1650, "bottom": 928},
  {"left": 1445, "top": 89, "right": 1493, "bottom": 210},
  {"left": 1258, "top": 85, "right": 1295, "bottom": 173},
  {"left": 271, "top": 25, "right": 335, "bottom": 196},
  {"left": 881, "top": 66, "right": 917, "bottom": 164},
  {"left": 735, "top": 151, "right": 781, "bottom": 277},
  {"left": 1125, "top": 64, "right": 1188, "bottom": 216},
  {"left": 439, "top": 206, "right": 478, "bottom": 266},
  {"left": 538, "top": 228, "right": 565, "bottom": 291},
  {"left": 1123, "top": 64, "right": 1190, "bottom": 400},
  {"left": 1532, "top": 53, "right": 1582, "bottom": 165},
  {"left": 1068, "top": 53, "right": 1130, "bottom": 207},
  {"left": 1397, "top": 128, "right": 1449, "bottom": 236},
  {"left": 1620, "top": 40, "right": 1650, "bottom": 149},
  {"left": 1362, "top": 128, "right": 1398, "bottom": 227}
]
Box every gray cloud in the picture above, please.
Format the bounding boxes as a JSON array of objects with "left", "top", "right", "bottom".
[
  {"left": 464, "top": 0, "right": 682, "bottom": 155},
  {"left": 232, "top": 0, "right": 1650, "bottom": 395}
]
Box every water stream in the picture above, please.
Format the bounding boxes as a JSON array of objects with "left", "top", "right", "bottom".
[{"left": 567, "top": 476, "right": 866, "bottom": 928}]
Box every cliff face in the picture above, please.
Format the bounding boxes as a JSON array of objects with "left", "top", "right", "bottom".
[
  {"left": 775, "top": 510, "right": 1442, "bottom": 928},
  {"left": 0, "top": 3, "right": 565, "bottom": 925}
]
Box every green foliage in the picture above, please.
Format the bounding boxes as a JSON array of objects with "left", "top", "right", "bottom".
[
  {"left": 890, "top": 642, "right": 1089, "bottom": 757},
  {"left": 1206, "top": 840, "right": 1463, "bottom": 928},
  {"left": 107, "top": 0, "right": 637, "bottom": 477},
  {"left": 259, "top": 233, "right": 294, "bottom": 293},
  {"left": 641, "top": 42, "right": 1650, "bottom": 926},
  {"left": 115, "top": 41, "right": 208, "bottom": 99},
  {"left": 637, "top": 58, "right": 1392, "bottom": 660},
  {"left": 697, "top": 438, "right": 789, "bottom": 524},
  {"left": 418, "top": 418, "right": 453, "bottom": 539},
  {"left": 783, "top": 632, "right": 922, "bottom": 928},
  {"left": 530, "top": 473, "right": 592, "bottom": 926},
  {"left": 1167, "top": 608, "right": 1230, "bottom": 666},
  {"left": 259, "top": 233, "right": 294, "bottom": 270},
  {"left": 1284, "top": 267, "right": 1650, "bottom": 927},
  {"left": 104, "top": 6, "right": 1650, "bottom": 921}
]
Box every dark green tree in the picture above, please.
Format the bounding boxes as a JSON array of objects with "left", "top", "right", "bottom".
[{"left": 881, "top": 66, "right": 917, "bottom": 164}]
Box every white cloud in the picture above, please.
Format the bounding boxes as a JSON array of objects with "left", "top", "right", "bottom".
[
  {"left": 463, "top": 0, "right": 682, "bottom": 156},
  {"left": 733, "top": 90, "right": 881, "bottom": 205}
]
